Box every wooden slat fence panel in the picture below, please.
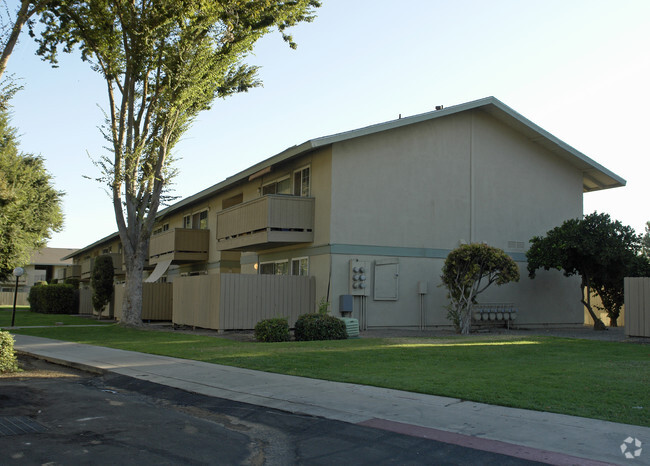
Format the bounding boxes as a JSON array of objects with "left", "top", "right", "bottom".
[
  {"left": 0, "top": 292, "right": 28, "bottom": 306},
  {"left": 173, "top": 275, "right": 219, "bottom": 329},
  {"left": 173, "top": 273, "right": 315, "bottom": 331},
  {"left": 79, "top": 288, "right": 93, "bottom": 315},
  {"left": 624, "top": 277, "right": 650, "bottom": 338},
  {"left": 219, "top": 273, "right": 314, "bottom": 330},
  {"left": 114, "top": 283, "right": 173, "bottom": 321}
]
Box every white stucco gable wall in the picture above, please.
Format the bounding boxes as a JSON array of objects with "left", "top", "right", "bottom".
[{"left": 330, "top": 112, "right": 472, "bottom": 250}]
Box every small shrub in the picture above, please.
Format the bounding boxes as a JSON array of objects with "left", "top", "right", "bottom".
[
  {"left": 0, "top": 331, "right": 19, "bottom": 373},
  {"left": 64, "top": 278, "right": 80, "bottom": 289},
  {"left": 28, "top": 283, "right": 77, "bottom": 314},
  {"left": 294, "top": 313, "right": 347, "bottom": 341},
  {"left": 28, "top": 284, "right": 47, "bottom": 313},
  {"left": 254, "top": 317, "right": 290, "bottom": 342}
]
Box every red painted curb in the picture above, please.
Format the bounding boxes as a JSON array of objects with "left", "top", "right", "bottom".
[{"left": 358, "top": 418, "right": 613, "bottom": 466}]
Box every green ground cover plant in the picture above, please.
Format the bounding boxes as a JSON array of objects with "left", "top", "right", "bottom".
[
  {"left": 10, "top": 325, "right": 649, "bottom": 427},
  {"left": 0, "top": 308, "right": 113, "bottom": 328}
]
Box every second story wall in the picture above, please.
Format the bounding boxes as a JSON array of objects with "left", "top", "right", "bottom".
[{"left": 329, "top": 110, "right": 583, "bottom": 253}]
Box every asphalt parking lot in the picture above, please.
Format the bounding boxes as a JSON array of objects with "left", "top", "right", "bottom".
[{"left": 0, "top": 355, "right": 543, "bottom": 465}]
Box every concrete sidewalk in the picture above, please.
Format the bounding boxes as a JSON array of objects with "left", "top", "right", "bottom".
[{"left": 12, "top": 334, "right": 649, "bottom": 465}]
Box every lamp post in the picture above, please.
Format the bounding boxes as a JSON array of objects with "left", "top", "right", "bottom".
[{"left": 11, "top": 267, "right": 24, "bottom": 327}]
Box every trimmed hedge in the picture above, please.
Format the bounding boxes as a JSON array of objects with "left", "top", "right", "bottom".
[
  {"left": 254, "top": 317, "right": 290, "bottom": 342},
  {"left": 294, "top": 313, "right": 347, "bottom": 341},
  {"left": 0, "top": 331, "right": 19, "bottom": 373},
  {"left": 28, "top": 283, "right": 78, "bottom": 314}
]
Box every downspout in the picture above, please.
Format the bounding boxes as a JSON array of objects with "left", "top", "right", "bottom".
[{"left": 470, "top": 112, "right": 475, "bottom": 243}]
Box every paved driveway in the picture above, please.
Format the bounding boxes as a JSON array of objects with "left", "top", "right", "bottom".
[{"left": 1, "top": 355, "right": 540, "bottom": 465}]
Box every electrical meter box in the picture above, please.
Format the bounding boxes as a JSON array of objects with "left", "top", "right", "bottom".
[{"left": 349, "top": 259, "right": 369, "bottom": 296}]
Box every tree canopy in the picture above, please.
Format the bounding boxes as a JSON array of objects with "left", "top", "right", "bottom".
[
  {"left": 527, "top": 212, "right": 647, "bottom": 329},
  {"left": 31, "top": 0, "right": 321, "bottom": 326},
  {"left": 441, "top": 243, "right": 520, "bottom": 334},
  {"left": 0, "top": 106, "right": 63, "bottom": 281}
]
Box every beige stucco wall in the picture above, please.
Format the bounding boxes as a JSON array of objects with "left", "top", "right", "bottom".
[{"left": 326, "top": 109, "right": 585, "bottom": 327}]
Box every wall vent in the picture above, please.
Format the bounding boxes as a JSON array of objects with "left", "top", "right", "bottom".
[{"left": 507, "top": 241, "right": 525, "bottom": 250}]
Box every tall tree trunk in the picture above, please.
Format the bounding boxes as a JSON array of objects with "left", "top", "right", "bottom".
[
  {"left": 121, "top": 250, "right": 145, "bottom": 327},
  {"left": 581, "top": 281, "right": 606, "bottom": 330}
]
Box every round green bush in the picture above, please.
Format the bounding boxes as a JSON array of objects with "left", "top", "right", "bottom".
[
  {"left": 0, "top": 331, "right": 19, "bottom": 373},
  {"left": 254, "top": 317, "right": 290, "bottom": 342},
  {"left": 294, "top": 313, "right": 347, "bottom": 341}
]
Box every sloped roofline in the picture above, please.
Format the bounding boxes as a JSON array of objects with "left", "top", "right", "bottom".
[{"left": 65, "top": 96, "right": 625, "bottom": 259}]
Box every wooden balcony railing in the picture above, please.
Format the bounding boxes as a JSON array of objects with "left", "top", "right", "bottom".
[
  {"left": 149, "top": 228, "right": 209, "bottom": 265},
  {"left": 216, "top": 195, "right": 314, "bottom": 251}
]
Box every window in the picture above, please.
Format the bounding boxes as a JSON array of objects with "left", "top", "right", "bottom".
[
  {"left": 262, "top": 177, "right": 291, "bottom": 195},
  {"left": 291, "top": 257, "right": 309, "bottom": 276},
  {"left": 152, "top": 224, "right": 169, "bottom": 236},
  {"left": 293, "top": 166, "right": 310, "bottom": 197},
  {"left": 102, "top": 246, "right": 112, "bottom": 254},
  {"left": 259, "top": 260, "right": 289, "bottom": 275},
  {"left": 194, "top": 211, "right": 208, "bottom": 230},
  {"left": 184, "top": 211, "right": 208, "bottom": 229}
]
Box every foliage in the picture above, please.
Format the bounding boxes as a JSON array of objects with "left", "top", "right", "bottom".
[
  {"left": 91, "top": 254, "right": 114, "bottom": 316},
  {"left": 642, "top": 221, "right": 650, "bottom": 259},
  {"left": 294, "top": 313, "right": 347, "bottom": 341},
  {"left": 0, "top": 330, "right": 19, "bottom": 373},
  {"left": 0, "top": 107, "right": 63, "bottom": 281},
  {"left": 441, "top": 243, "right": 520, "bottom": 334},
  {"left": 254, "top": 317, "right": 290, "bottom": 343},
  {"left": 28, "top": 283, "right": 77, "bottom": 314},
  {"left": 317, "top": 297, "right": 330, "bottom": 315},
  {"left": 527, "top": 212, "right": 645, "bottom": 329},
  {"left": 64, "top": 277, "right": 80, "bottom": 289},
  {"left": 32, "top": 0, "right": 320, "bottom": 326}
]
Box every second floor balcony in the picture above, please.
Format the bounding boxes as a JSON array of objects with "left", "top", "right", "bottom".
[
  {"left": 149, "top": 228, "right": 209, "bottom": 265},
  {"left": 54, "top": 265, "right": 81, "bottom": 281},
  {"left": 216, "top": 195, "right": 314, "bottom": 251},
  {"left": 80, "top": 253, "right": 124, "bottom": 281}
]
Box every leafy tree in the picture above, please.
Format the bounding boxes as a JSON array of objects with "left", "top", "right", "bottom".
[
  {"left": 33, "top": 0, "right": 320, "bottom": 326},
  {"left": 0, "top": 107, "right": 63, "bottom": 281},
  {"left": 441, "top": 243, "right": 520, "bottom": 334},
  {"left": 642, "top": 221, "right": 650, "bottom": 259},
  {"left": 0, "top": 1, "right": 51, "bottom": 81},
  {"left": 527, "top": 212, "right": 643, "bottom": 330},
  {"left": 592, "top": 253, "right": 650, "bottom": 327},
  {"left": 91, "top": 254, "right": 114, "bottom": 319}
]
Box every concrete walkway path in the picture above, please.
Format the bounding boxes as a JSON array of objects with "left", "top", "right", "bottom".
[{"left": 12, "top": 334, "right": 649, "bottom": 465}]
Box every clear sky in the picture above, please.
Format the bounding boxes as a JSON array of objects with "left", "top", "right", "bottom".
[{"left": 6, "top": 0, "right": 650, "bottom": 248}]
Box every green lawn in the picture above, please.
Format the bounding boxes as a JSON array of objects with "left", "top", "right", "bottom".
[
  {"left": 10, "top": 325, "right": 650, "bottom": 427},
  {"left": 0, "top": 307, "right": 113, "bottom": 328}
]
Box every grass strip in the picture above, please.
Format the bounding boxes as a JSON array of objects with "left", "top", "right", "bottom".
[
  {"left": 11, "top": 325, "right": 650, "bottom": 427},
  {"left": 0, "top": 309, "right": 113, "bottom": 328}
]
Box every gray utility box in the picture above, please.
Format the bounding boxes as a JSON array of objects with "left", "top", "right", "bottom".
[{"left": 340, "top": 294, "right": 354, "bottom": 314}]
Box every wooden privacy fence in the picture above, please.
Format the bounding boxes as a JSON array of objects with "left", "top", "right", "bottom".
[
  {"left": 79, "top": 288, "right": 93, "bottom": 315},
  {"left": 114, "top": 282, "right": 173, "bottom": 321},
  {"left": 173, "top": 273, "right": 315, "bottom": 331},
  {"left": 624, "top": 277, "right": 650, "bottom": 338},
  {"left": 0, "top": 291, "right": 28, "bottom": 306}
]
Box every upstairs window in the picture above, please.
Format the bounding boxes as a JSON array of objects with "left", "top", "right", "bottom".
[
  {"left": 262, "top": 177, "right": 291, "bottom": 195},
  {"left": 193, "top": 211, "right": 208, "bottom": 230},
  {"left": 184, "top": 211, "right": 208, "bottom": 229},
  {"left": 293, "top": 166, "right": 310, "bottom": 197}
]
